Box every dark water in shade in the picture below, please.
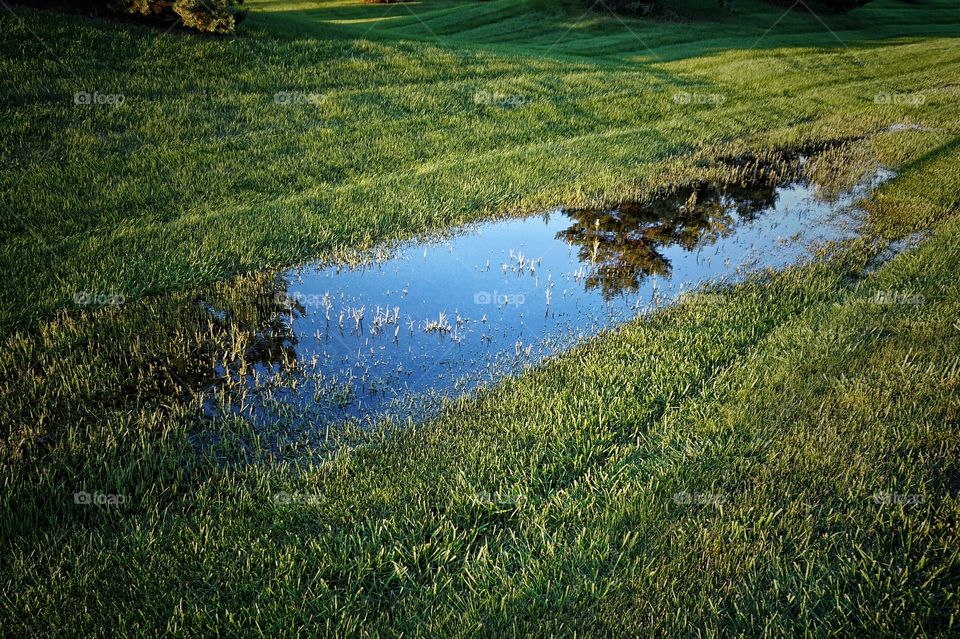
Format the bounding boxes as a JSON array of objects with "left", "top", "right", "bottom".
[{"left": 203, "top": 166, "right": 894, "bottom": 425}]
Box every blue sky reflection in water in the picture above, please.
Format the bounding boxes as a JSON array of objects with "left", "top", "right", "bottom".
[{"left": 204, "top": 166, "right": 893, "bottom": 424}]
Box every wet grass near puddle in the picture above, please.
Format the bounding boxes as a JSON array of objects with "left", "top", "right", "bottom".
[
  {"left": 3, "top": 133, "right": 959, "bottom": 634},
  {"left": 2, "top": 0, "right": 960, "bottom": 635}
]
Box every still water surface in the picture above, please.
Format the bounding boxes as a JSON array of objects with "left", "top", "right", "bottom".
[{"left": 203, "top": 167, "right": 894, "bottom": 424}]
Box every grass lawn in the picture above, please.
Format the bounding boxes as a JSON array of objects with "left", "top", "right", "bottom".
[{"left": 1, "top": 0, "right": 959, "bottom": 635}]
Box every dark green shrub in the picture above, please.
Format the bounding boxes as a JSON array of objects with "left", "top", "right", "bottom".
[
  {"left": 592, "top": 0, "right": 874, "bottom": 16},
  {"left": 766, "top": 0, "right": 874, "bottom": 12},
  {"left": 109, "top": 0, "right": 245, "bottom": 33}
]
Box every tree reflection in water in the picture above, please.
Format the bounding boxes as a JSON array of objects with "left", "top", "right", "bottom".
[
  {"left": 557, "top": 180, "right": 782, "bottom": 298},
  {"left": 169, "top": 273, "right": 300, "bottom": 399}
]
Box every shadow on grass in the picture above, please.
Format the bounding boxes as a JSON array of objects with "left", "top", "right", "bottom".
[{"left": 246, "top": 0, "right": 960, "bottom": 64}]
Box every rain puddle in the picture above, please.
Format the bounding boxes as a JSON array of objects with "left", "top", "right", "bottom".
[{"left": 203, "top": 164, "right": 894, "bottom": 425}]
